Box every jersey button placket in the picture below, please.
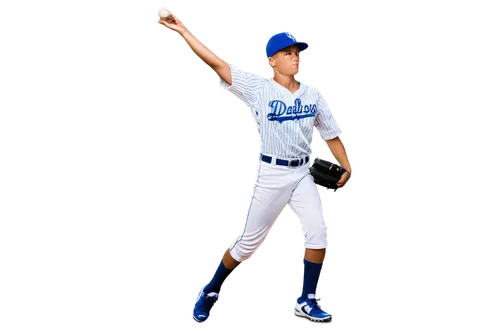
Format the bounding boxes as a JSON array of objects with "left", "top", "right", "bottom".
[{"left": 291, "top": 96, "right": 299, "bottom": 122}]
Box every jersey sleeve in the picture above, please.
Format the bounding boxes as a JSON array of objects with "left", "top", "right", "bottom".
[
  {"left": 219, "top": 64, "right": 265, "bottom": 107},
  {"left": 314, "top": 92, "right": 342, "bottom": 140}
]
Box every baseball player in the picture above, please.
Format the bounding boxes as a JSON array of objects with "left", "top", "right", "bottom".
[{"left": 158, "top": 14, "right": 352, "bottom": 323}]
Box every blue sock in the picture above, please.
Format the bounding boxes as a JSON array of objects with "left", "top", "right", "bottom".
[
  {"left": 299, "top": 259, "right": 323, "bottom": 302},
  {"left": 203, "top": 260, "right": 234, "bottom": 294}
]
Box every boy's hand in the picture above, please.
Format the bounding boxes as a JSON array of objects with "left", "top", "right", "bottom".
[
  {"left": 336, "top": 170, "right": 351, "bottom": 188},
  {"left": 158, "top": 14, "right": 186, "bottom": 34}
]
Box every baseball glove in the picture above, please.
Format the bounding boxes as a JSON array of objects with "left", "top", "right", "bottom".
[{"left": 309, "top": 158, "right": 348, "bottom": 191}]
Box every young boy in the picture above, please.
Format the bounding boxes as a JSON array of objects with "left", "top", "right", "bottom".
[{"left": 158, "top": 14, "right": 351, "bottom": 323}]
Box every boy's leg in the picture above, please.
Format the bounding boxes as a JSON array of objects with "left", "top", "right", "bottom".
[
  {"left": 193, "top": 249, "right": 238, "bottom": 323},
  {"left": 302, "top": 248, "right": 326, "bottom": 299},
  {"left": 205, "top": 161, "right": 297, "bottom": 296},
  {"left": 289, "top": 169, "right": 332, "bottom": 322},
  {"left": 223, "top": 248, "right": 241, "bottom": 269},
  {"left": 202, "top": 249, "right": 240, "bottom": 295},
  {"left": 194, "top": 161, "right": 295, "bottom": 322},
  {"left": 229, "top": 162, "right": 294, "bottom": 262}
]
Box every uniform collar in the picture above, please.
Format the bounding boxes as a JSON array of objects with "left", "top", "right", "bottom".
[{"left": 271, "top": 76, "right": 306, "bottom": 97}]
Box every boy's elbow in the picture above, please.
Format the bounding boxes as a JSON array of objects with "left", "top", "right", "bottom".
[{"left": 212, "top": 60, "right": 232, "bottom": 86}]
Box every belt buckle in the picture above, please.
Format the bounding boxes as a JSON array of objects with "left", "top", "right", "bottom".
[{"left": 288, "top": 160, "right": 292, "bottom": 167}]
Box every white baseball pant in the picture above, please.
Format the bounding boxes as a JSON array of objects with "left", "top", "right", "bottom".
[{"left": 229, "top": 157, "right": 328, "bottom": 262}]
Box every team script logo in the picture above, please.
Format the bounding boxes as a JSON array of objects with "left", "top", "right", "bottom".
[{"left": 267, "top": 98, "right": 317, "bottom": 123}]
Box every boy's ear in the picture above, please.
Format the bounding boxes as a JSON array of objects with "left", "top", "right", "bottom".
[{"left": 268, "top": 56, "right": 277, "bottom": 67}]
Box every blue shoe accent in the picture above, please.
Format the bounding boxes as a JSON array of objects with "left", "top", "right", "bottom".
[
  {"left": 294, "top": 294, "right": 331, "bottom": 322},
  {"left": 193, "top": 286, "right": 219, "bottom": 323}
]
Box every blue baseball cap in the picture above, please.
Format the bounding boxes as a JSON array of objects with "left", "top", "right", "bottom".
[{"left": 266, "top": 32, "right": 308, "bottom": 58}]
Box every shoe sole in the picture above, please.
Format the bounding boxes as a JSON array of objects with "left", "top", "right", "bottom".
[
  {"left": 293, "top": 313, "right": 334, "bottom": 324},
  {"left": 191, "top": 315, "right": 208, "bottom": 325},
  {"left": 193, "top": 315, "right": 206, "bottom": 323},
  {"left": 292, "top": 304, "right": 334, "bottom": 323}
]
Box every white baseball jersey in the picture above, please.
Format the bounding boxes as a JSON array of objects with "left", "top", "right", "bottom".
[{"left": 220, "top": 64, "right": 342, "bottom": 159}]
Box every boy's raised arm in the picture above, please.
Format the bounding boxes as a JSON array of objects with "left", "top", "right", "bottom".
[{"left": 158, "top": 14, "right": 232, "bottom": 86}]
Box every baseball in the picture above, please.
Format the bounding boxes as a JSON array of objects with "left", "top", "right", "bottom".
[{"left": 158, "top": 7, "right": 171, "bottom": 19}]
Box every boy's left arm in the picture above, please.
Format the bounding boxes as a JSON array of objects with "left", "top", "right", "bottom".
[
  {"left": 325, "top": 137, "right": 352, "bottom": 188},
  {"left": 313, "top": 91, "right": 351, "bottom": 187}
]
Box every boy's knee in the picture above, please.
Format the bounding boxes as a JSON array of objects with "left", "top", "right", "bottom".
[
  {"left": 304, "top": 224, "right": 328, "bottom": 249},
  {"left": 229, "top": 244, "right": 257, "bottom": 262}
]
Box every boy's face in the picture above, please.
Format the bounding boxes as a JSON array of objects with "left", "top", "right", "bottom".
[{"left": 269, "top": 45, "right": 301, "bottom": 75}]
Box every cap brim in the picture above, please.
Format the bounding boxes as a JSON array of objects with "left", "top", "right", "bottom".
[
  {"left": 295, "top": 42, "right": 308, "bottom": 51},
  {"left": 274, "top": 42, "right": 309, "bottom": 55}
]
